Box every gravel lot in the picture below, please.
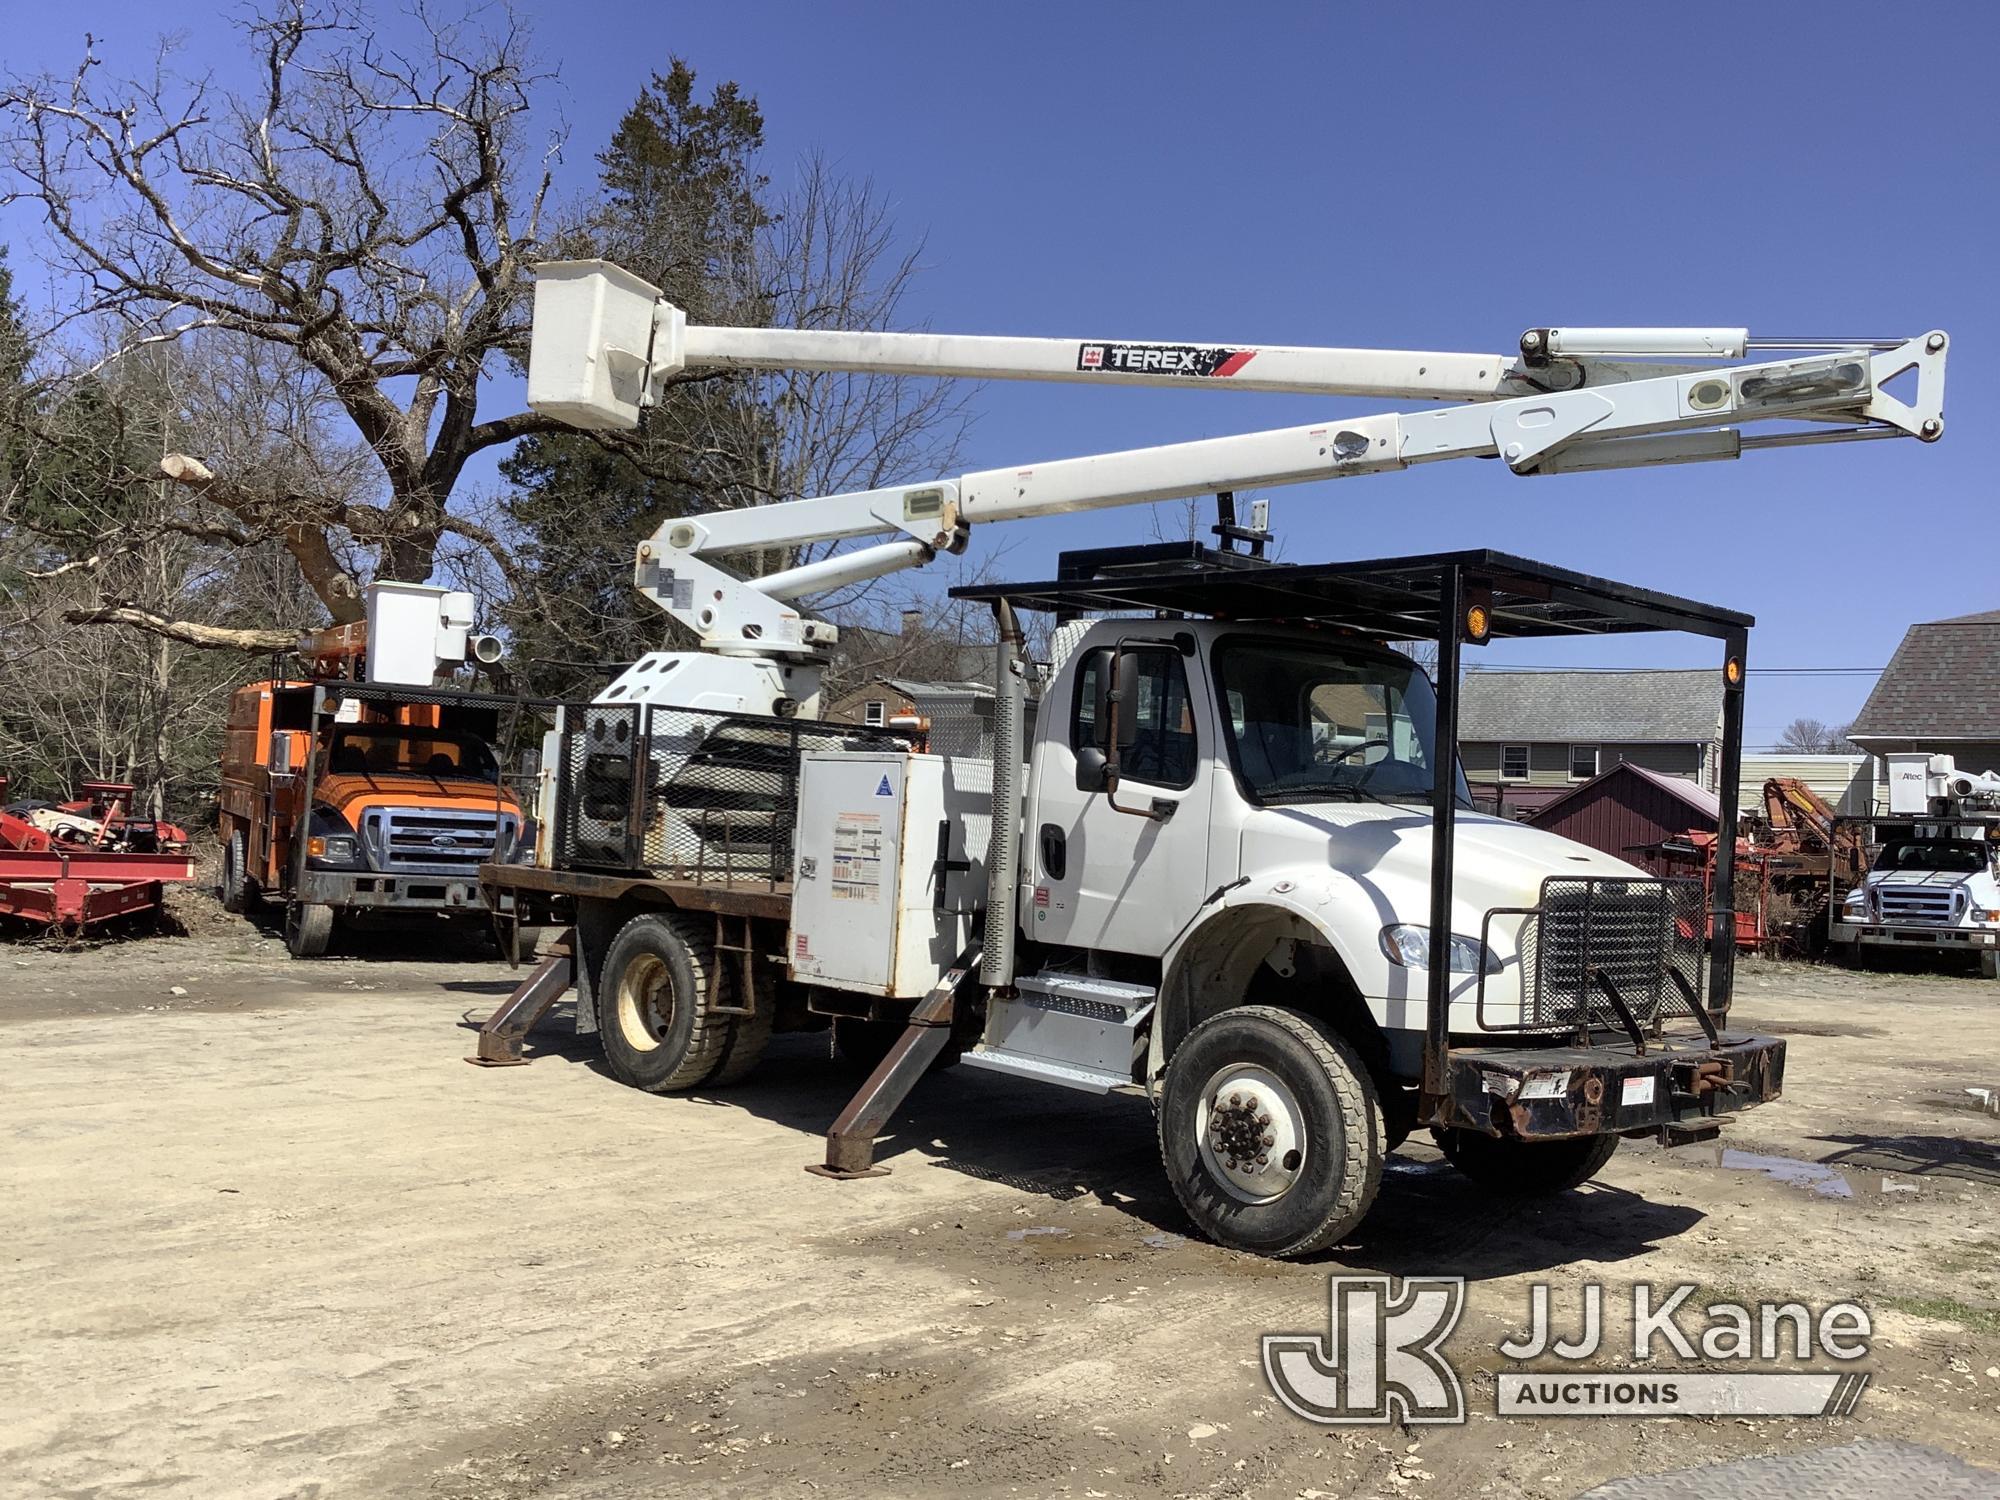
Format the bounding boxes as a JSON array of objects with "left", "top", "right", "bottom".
[{"left": 3, "top": 914, "right": 1999, "bottom": 1499}]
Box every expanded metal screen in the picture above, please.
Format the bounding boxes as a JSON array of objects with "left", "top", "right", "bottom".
[
  {"left": 1480, "top": 875, "right": 1709, "bottom": 1034},
  {"left": 551, "top": 702, "right": 908, "bottom": 883}
]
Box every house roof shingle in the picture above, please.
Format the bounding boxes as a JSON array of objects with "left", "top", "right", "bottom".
[
  {"left": 1848, "top": 609, "right": 2000, "bottom": 741},
  {"left": 1458, "top": 669, "right": 1722, "bottom": 744}
]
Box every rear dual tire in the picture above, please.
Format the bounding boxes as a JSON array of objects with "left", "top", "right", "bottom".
[
  {"left": 597, "top": 911, "right": 772, "bottom": 1092},
  {"left": 220, "top": 829, "right": 256, "bottom": 915}
]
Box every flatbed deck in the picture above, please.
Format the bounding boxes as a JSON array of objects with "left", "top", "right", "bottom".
[{"left": 479, "top": 861, "right": 793, "bottom": 922}]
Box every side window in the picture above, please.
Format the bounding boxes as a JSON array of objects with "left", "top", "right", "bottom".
[
  {"left": 1071, "top": 646, "right": 1197, "bottom": 789},
  {"left": 1071, "top": 649, "right": 1107, "bottom": 748}
]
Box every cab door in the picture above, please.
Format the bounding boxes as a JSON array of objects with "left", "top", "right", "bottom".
[{"left": 1026, "top": 638, "right": 1213, "bottom": 956}]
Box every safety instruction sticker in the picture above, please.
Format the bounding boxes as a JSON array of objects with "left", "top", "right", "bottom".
[
  {"left": 875, "top": 774, "right": 895, "bottom": 797},
  {"left": 1620, "top": 1074, "right": 1657, "bottom": 1107},
  {"left": 1519, "top": 1071, "right": 1571, "bottom": 1101},
  {"left": 830, "top": 813, "right": 884, "bottom": 902}
]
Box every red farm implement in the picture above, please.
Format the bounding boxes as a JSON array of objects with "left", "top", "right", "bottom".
[{"left": 0, "top": 776, "right": 197, "bottom": 935}]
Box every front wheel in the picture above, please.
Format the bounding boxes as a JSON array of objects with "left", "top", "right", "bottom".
[
  {"left": 1431, "top": 1128, "right": 1617, "bottom": 1194},
  {"left": 1980, "top": 949, "right": 2000, "bottom": 982},
  {"left": 284, "top": 901, "right": 335, "bottom": 958},
  {"left": 1157, "top": 1005, "right": 1383, "bottom": 1259}
]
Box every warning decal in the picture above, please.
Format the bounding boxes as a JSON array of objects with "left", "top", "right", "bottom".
[
  {"left": 875, "top": 774, "right": 895, "bottom": 797},
  {"left": 830, "top": 813, "right": 885, "bottom": 902}
]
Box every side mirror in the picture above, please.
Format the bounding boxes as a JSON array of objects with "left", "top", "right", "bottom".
[
  {"left": 269, "top": 732, "right": 294, "bottom": 776},
  {"left": 1092, "top": 651, "right": 1142, "bottom": 752},
  {"left": 1075, "top": 745, "right": 1113, "bottom": 793}
]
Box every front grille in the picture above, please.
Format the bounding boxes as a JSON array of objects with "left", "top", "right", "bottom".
[
  {"left": 364, "top": 807, "right": 515, "bottom": 875},
  {"left": 1484, "top": 876, "right": 1707, "bottom": 1032},
  {"left": 1874, "top": 885, "right": 1958, "bottom": 925}
]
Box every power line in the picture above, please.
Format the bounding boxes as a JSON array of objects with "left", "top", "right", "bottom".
[{"left": 1466, "top": 665, "right": 1880, "bottom": 676}]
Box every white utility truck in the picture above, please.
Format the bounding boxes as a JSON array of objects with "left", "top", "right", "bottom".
[
  {"left": 476, "top": 262, "right": 1948, "bottom": 1256},
  {"left": 1832, "top": 753, "right": 2000, "bottom": 978}
]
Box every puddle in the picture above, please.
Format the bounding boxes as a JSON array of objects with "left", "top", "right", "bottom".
[
  {"left": 1140, "top": 1232, "right": 1187, "bottom": 1250},
  {"left": 1716, "top": 1148, "right": 1855, "bottom": 1199},
  {"left": 1699, "top": 1147, "right": 1925, "bottom": 1200},
  {"left": 1005, "top": 1226, "right": 1070, "bottom": 1242},
  {"left": 1383, "top": 1157, "right": 1448, "bottom": 1176}
]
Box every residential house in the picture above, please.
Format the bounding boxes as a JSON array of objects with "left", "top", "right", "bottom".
[
  {"left": 1459, "top": 668, "right": 1724, "bottom": 818},
  {"left": 1847, "top": 608, "right": 2000, "bottom": 776}
]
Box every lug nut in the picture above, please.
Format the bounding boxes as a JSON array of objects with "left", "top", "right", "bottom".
[
  {"left": 1229, "top": 1093, "right": 1242, "bottom": 1107},
  {"left": 1262, "top": 1132, "right": 1275, "bottom": 1146}
]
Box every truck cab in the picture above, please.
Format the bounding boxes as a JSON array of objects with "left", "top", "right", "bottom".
[
  {"left": 1024, "top": 618, "right": 1646, "bottom": 1067},
  {"left": 1834, "top": 820, "right": 2000, "bottom": 976}
]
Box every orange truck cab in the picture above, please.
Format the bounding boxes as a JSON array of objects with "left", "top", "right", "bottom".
[{"left": 218, "top": 680, "right": 527, "bottom": 956}]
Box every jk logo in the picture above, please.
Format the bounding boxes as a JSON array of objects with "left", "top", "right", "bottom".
[{"left": 1262, "top": 1276, "right": 1467, "bottom": 1425}]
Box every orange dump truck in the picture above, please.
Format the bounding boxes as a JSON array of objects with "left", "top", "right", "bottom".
[{"left": 218, "top": 680, "right": 528, "bottom": 956}]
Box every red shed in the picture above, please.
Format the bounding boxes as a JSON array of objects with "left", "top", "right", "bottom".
[{"left": 1525, "top": 761, "right": 1720, "bottom": 863}]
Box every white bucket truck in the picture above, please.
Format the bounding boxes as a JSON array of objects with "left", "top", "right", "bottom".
[{"left": 474, "top": 263, "right": 1948, "bottom": 1255}]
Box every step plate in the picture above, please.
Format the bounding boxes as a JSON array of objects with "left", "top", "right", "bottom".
[
  {"left": 970, "top": 970, "right": 1156, "bottom": 1096},
  {"left": 960, "top": 1046, "right": 1127, "bottom": 1095}
]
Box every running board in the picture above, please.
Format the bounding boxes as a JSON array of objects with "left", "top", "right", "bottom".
[{"left": 959, "top": 971, "right": 1155, "bottom": 1097}]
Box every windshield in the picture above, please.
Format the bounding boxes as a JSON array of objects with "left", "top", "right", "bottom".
[
  {"left": 324, "top": 725, "right": 500, "bottom": 783},
  {"left": 1212, "top": 637, "right": 1469, "bottom": 806},
  {"left": 1873, "top": 839, "right": 1989, "bottom": 875}
]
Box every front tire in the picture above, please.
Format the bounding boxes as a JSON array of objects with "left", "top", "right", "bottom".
[
  {"left": 1157, "top": 1005, "right": 1383, "bottom": 1259},
  {"left": 1432, "top": 1128, "right": 1618, "bottom": 1194},
  {"left": 598, "top": 911, "right": 731, "bottom": 1093},
  {"left": 284, "top": 901, "right": 335, "bottom": 958},
  {"left": 1980, "top": 949, "right": 2000, "bottom": 982}
]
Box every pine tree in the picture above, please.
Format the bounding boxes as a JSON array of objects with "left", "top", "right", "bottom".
[{"left": 500, "top": 62, "right": 780, "bottom": 696}]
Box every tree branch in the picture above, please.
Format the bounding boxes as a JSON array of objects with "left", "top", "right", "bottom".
[{"left": 61, "top": 603, "right": 295, "bottom": 653}]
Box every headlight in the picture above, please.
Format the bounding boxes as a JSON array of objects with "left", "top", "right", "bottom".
[
  {"left": 324, "top": 835, "right": 357, "bottom": 862},
  {"left": 1841, "top": 889, "right": 1867, "bottom": 913},
  {"left": 1379, "top": 924, "right": 1499, "bottom": 975}
]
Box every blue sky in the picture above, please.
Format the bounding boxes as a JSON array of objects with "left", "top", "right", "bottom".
[{"left": 6, "top": 3, "right": 1994, "bottom": 748}]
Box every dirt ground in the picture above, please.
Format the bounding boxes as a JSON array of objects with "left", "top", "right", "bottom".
[{"left": 4, "top": 911, "right": 1999, "bottom": 1500}]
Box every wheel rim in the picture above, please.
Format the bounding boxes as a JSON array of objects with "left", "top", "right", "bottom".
[
  {"left": 1195, "top": 1063, "right": 1309, "bottom": 1205},
  {"left": 614, "top": 953, "right": 672, "bottom": 1054}
]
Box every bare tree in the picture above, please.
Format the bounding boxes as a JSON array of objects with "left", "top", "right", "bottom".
[
  {"left": 0, "top": 338, "right": 298, "bottom": 811},
  {"left": 1778, "top": 717, "right": 1853, "bottom": 755},
  {"left": 0, "top": 1, "right": 573, "bottom": 637}
]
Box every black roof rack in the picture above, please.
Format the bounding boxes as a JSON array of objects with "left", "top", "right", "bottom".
[{"left": 953, "top": 546, "right": 1753, "bottom": 642}]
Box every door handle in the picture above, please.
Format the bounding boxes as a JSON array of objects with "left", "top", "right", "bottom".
[{"left": 1038, "top": 823, "right": 1067, "bottom": 881}]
